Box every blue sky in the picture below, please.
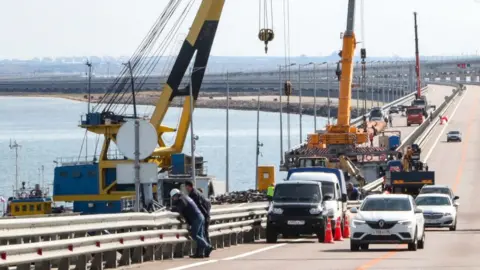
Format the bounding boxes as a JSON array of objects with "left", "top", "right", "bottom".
[{"left": 1, "top": 0, "right": 479, "bottom": 59}]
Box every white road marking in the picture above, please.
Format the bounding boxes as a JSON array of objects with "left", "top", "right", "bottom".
[
  {"left": 221, "top": 238, "right": 306, "bottom": 261},
  {"left": 165, "top": 238, "right": 306, "bottom": 270},
  {"left": 423, "top": 90, "right": 468, "bottom": 163},
  {"left": 166, "top": 260, "right": 218, "bottom": 270}
]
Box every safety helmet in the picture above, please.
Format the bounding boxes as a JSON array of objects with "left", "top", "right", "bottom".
[{"left": 170, "top": 188, "right": 181, "bottom": 198}]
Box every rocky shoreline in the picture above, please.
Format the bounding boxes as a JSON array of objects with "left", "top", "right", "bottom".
[{"left": 1, "top": 91, "right": 384, "bottom": 119}]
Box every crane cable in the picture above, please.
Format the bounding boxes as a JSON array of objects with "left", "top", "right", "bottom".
[{"left": 258, "top": 0, "right": 274, "bottom": 54}]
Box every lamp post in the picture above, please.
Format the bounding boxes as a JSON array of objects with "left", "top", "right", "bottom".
[
  {"left": 313, "top": 62, "right": 327, "bottom": 131},
  {"left": 188, "top": 66, "right": 206, "bottom": 187},
  {"left": 298, "top": 62, "right": 313, "bottom": 144},
  {"left": 278, "top": 63, "right": 296, "bottom": 165}
]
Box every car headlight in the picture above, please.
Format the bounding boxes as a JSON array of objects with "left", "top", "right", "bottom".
[
  {"left": 398, "top": 220, "right": 412, "bottom": 226},
  {"left": 270, "top": 208, "right": 283, "bottom": 215},
  {"left": 309, "top": 208, "right": 322, "bottom": 215},
  {"left": 444, "top": 212, "right": 452, "bottom": 216},
  {"left": 352, "top": 219, "right": 366, "bottom": 227}
]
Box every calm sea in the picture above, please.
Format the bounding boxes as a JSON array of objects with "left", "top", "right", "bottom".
[{"left": 0, "top": 96, "right": 326, "bottom": 198}]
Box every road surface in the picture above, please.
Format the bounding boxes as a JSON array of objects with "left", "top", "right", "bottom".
[{"left": 151, "top": 84, "right": 467, "bottom": 269}]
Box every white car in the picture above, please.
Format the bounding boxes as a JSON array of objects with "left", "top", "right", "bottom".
[
  {"left": 415, "top": 194, "right": 458, "bottom": 231},
  {"left": 349, "top": 194, "right": 425, "bottom": 251}
]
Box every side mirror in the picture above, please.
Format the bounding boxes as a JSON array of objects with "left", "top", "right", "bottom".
[
  {"left": 414, "top": 208, "right": 423, "bottom": 214},
  {"left": 454, "top": 202, "right": 460, "bottom": 207},
  {"left": 453, "top": 196, "right": 459, "bottom": 200},
  {"left": 323, "top": 194, "right": 334, "bottom": 201},
  {"left": 350, "top": 207, "right": 358, "bottom": 214}
]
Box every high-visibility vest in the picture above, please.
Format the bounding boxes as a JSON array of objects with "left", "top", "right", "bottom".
[{"left": 267, "top": 186, "right": 275, "bottom": 197}]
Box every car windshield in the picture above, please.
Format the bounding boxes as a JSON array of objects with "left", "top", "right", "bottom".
[
  {"left": 407, "top": 108, "right": 423, "bottom": 115},
  {"left": 360, "top": 198, "right": 412, "bottom": 211},
  {"left": 448, "top": 131, "right": 460, "bottom": 135},
  {"left": 370, "top": 109, "right": 382, "bottom": 118},
  {"left": 416, "top": 196, "right": 451, "bottom": 206},
  {"left": 412, "top": 100, "right": 425, "bottom": 106},
  {"left": 319, "top": 181, "right": 335, "bottom": 200},
  {"left": 273, "top": 183, "right": 321, "bottom": 203},
  {"left": 420, "top": 188, "right": 450, "bottom": 196}
]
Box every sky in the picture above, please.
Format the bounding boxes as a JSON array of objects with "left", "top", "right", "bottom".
[{"left": 0, "top": 0, "right": 479, "bottom": 59}]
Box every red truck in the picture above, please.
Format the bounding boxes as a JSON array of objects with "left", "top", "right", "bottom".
[{"left": 406, "top": 106, "right": 424, "bottom": 126}]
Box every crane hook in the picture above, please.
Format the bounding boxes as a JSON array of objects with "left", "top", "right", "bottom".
[
  {"left": 284, "top": 80, "right": 292, "bottom": 96},
  {"left": 258, "top": 28, "right": 274, "bottom": 54}
]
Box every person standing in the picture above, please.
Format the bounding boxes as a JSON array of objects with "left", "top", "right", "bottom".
[
  {"left": 266, "top": 184, "right": 275, "bottom": 205},
  {"left": 170, "top": 188, "right": 213, "bottom": 258},
  {"left": 185, "top": 181, "right": 212, "bottom": 247}
]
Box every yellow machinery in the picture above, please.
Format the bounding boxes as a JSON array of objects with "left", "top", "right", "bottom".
[
  {"left": 257, "top": 165, "right": 275, "bottom": 191},
  {"left": 53, "top": 0, "right": 277, "bottom": 213},
  {"left": 317, "top": 0, "right": 368, "bottom": 147}
]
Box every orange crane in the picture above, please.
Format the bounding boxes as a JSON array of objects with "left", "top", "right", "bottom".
[{"left": 281, "top": 0, "right": 398, "bottom": 171}]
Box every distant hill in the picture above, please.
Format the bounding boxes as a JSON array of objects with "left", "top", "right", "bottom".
[{"left": 0, "top": 54, "right": 462, "bottom": 78}]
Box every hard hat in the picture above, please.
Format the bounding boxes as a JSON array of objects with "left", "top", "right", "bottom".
[{"left": 170, "top": 188, "right": 181, "bottom": 198}]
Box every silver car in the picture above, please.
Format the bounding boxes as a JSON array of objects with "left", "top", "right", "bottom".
[{"left": 446, "top": 131, "right": 462, "bottom": 142}]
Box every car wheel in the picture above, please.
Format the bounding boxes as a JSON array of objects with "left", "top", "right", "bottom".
[
  {"left": 317, "top": 223, "right": 326, "bottom": 243},
  {"left": 447, "top": 139, "right": 450, "bottom": 142},
  {"left": 418, "top": 230, "right": 425, "bottom": 249},
  {"left": 407, "top": 124, "right": 411, "bottom": 127},
  {"left": 350, "top": 241, "right": 360, "bottom": 251},
  {"left": 266, "top": 226, "right": 278, "bottom": 243},
  {"left": 408, "top": 228, "right": 418, "bottom": 251},
  {"left": 360, "top": 244, "right": 369, "bottom": 250},
  {"left": 449, "top": 219, "right": 457, "bottom": 231}
]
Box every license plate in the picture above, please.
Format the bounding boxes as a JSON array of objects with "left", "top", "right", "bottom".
[
  {"left": 287, "top": 220, "right": 305, "bottom": 225},
  {"left": 425, "top": 219, "right": 437, "bottom": 224},
  {"left": 372, "top": 230, "right": 391, "bottom": 235}
]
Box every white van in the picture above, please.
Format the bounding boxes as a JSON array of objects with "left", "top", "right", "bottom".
[{"left": 288, "top": 171, "right": 346, "bottom": 231}]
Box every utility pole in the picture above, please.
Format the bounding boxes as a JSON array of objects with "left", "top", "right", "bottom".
[
  {"left": 313, "top": 63, "right": 317, "bottom": 131},
  {"left": 255, "top": 88, "right": 263, "bottom": 189},
  {"left": 124, "top": 61, "right": 141, "bottom": 212},
  {"left": 278, "top": 65, "right": 284, "bottom": 165},
  {"left": 298, "top": 64, "right": 302, "bottom": 144},
  {"left": 41, "top": 165, "right": 45, "bottom": 194},
  {"left": 189, "top": 66, "right": 196, "bottom": 187},
  {"left": 327, "top": 62, "right": 331, "bottom": 124},
  {"left": 85, "top": 61, "right": 92, "bottom": 161},
  {"left": 226, "top": 71, "right": 230, "bottom": 193},
  {"left": 9, "top": 140, "right": 21, "bottom": 197}
]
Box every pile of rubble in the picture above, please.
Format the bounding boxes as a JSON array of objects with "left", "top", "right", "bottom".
[{"left": 211, "top": 189, "right": 268, "bottom": 205}]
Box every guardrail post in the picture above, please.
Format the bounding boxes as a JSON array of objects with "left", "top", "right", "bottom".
[
  {"left": 173, "top": 243, "right": 184, "bottom": 258},
  {"left": 217, "top": 235, "right": 224, "bottom": 249},
  {"left": 90, "top": 253, "right": 103, "bottom": 270},
  {"left": 162, "top": 244, "right": 173, "bottom": 260},
  {"left": 18, "top": 264, "right": 30, "bottom": 270},
  {"left": 144, "top": 245, "right": 155, "bottom": 262},
  {"left": 230, "top": 232, "right": 238, "bottom": 246},
  {"left": 118, "top": 248, "right": 131, "bottom": 266},
  {"left": 184, "top": 240, "right": 193, "bottom": 256},
  {"left": 259, "top": 226, "right": 266, "bottom": 239},
  {"left": 57, "top": 258, "right": 69, "bottom": 270},
  {"left": 132, "top": 246, "right": 143, "bottom": 264},
  {"left": 243, "top": 229, "right": 255, "bottom": 243},
  {"left": 154, "top": 245, "right": 163, "bottom": 260},
  {"left": 104, "top": 251, "right": 118, "bottom": 268},
  {"left": 223, "top": 233, "right": 231, "bottom": 247},
  {"left": 74, "top": 254, "right": 87, "bottom": 270}
]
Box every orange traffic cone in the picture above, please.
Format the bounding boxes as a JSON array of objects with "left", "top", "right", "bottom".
[
  {"left": 334, "top": 216, "right": 344, "bottom": 241},
  {"left": 324, "top": 217, "right": 334, "bottom": 243},
  {"left": 343, "top": 215, "right": 351, "bottom": 239}
]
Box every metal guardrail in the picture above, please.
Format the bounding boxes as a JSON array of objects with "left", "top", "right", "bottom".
[
  {"left": 359, "top": 84, "right": 462, "bottom": 195},
  {"left": 0, "top": 204, "right": 267, "bottom": 268}
]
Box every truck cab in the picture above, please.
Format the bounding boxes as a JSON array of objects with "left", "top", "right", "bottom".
[
  {"left": 406, "top": 106, "right": 424, "bottom": 126},
  {"left": 286, "top": 168, "right": 347, "bottom": 233}
]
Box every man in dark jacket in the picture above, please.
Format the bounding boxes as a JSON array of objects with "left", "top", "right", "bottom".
[
  {"left": 170, "top": 188, "right": 212, "bottom": 258},
  {"left": 185, "top": 181, "right": 211, "bottom": 246}
]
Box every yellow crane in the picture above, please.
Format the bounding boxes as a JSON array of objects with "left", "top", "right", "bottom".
[{"left": 53, "top": 0, "right": 276, "bottom": 212}]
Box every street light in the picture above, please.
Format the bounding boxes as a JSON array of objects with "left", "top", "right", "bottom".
[
  {"left": 313, "top": 62, "right": 327, "bottom": 131},
  {"left": 188, "top": 66, "right": 206, "bottom": 187},
  {"left": 298, "top": 62, "right": 314, "bottom": 144},
  {"left": 278, "top": 63, "right": 296, "bottom": 165}
]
